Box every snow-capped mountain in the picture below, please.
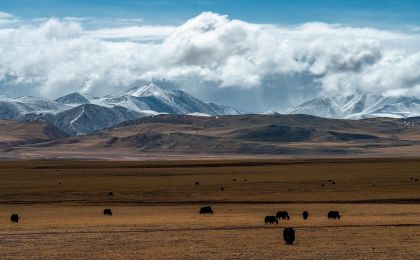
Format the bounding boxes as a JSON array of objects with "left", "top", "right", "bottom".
[
  {"left": 56, "top": 83, "right": 241, "bottom": 116},
  {"left": 284, "top": 93, "right": 420, "bottom": 119},
  {"left": 1, "top": 83, "right": 241, "bottom": 135},
  {"left": 23, "top": 104, "right": 145, "bottom": 136},
  {"left": 55, "top": 92, "right": 91, "bottom": 106},
  {"left": 0, "top": 96, "right": 69, "bottom": 120}
]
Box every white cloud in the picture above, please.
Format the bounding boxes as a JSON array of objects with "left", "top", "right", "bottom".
[
  {"left": 84, "top": 25, "right": 175, "bottom": 41},
  {"left": 0, "top": 12, "right": 19, "bottom": 26},
  {"left": 1, "top": 11, "right": 420, "bottom": 109},
  {"left": 0, "top": 12, "right": 15, "bottom": 19}
]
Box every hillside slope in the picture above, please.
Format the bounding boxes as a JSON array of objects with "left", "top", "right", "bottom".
[{"left": 4, "top": 114, "right": 420, "bottom": 159}]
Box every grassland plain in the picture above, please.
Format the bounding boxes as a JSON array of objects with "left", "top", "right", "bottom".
[{"left": 0, "top": 159, "right": 419, "bottom": 259}]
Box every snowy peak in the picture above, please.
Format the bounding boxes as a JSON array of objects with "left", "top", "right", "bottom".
[
  {"left": 285, "top": 93, "right": 420, "bottom": 119},
  {"left": 125, "top": 83, "right": 170, "bottom": 98},
  {"left": 14, "top": 96, "right": 68, "bottom": 113},
  {"left": 119, "top": 83, "right": 241, "bottom": 116},
  {"left": 55, "top": 92, "right": 91, "bottom": 106},
  {"left": 284, "top": 97, "right": 342, "bottom": 118},
  {"left": 0, "top": 96, "right": 68, "bottom": 118},
  {"left": 1, "top": 83, "right": 240, "bottom": 136}
]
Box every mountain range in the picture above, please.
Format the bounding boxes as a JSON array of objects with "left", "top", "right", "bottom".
[
  {"left": 283, "top": 93, "right": 420, "bottom": 119},
  {"left": 0, "top": 83, "right": 241, "bottom": 135},
  {"left": 2, "top": 85, "right": 420, "bottom": 137}
]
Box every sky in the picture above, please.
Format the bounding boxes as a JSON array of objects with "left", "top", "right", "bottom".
[
  {"left": 2, "top": 0, "right": 420, "bottom": 27},
  {"left": 1, "top": 0, "right": 420, "bottom": 112}
]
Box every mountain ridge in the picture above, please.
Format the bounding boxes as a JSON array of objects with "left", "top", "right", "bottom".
[
  {"left": 283, "top": 93, "right": 420, "bottom": 119},
  {"left": 0, "top": 83, "right": 241, "bottom": 135}
]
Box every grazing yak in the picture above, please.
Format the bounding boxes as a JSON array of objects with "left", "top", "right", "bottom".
[
  {"left": 108, "top": 192, "right": 114, "bottom": 196},
  {"left": 264, "top": 216, "right": 278, "bottom": 224},
  {"left": 103, "top": 209, "right": 112, "bottom": 216},
  {"left": 328, "top": 211, "right": 340, "bottom": 219},
  {"left": 302, "top": 211, "right": 309, "bottom": 220},
  {"left": 10, "top": 214, "right": 19, "bottom": 223},
  {"left": 199, "top": 206, "right": 213, "bottom": 214},
  {"left": 195, "top": 182, "right": 200, "bottom": 185},
  {"left": 283, "top": 227, "right": 295, "bottom": 245},
  {"left": 276, "top": 211, "right": 290, "bottom": 220}
]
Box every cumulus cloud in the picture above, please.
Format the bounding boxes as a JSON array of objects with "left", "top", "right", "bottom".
[{"left": 1, "top": 12, "right": 420, "bottom": 110}]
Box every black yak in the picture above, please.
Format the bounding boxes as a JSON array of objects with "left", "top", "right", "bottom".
[
  {"left": 302, "top": 211, "right": 309, "bottom": 220},
  {"left": 10, "top": 214, "right": 19, "bottom": 223},
  {"left": 199, "top": 206, "right": 213, "bottom": 214},
  {"left": 103, "top": 209, "right": 112, "bottom": 216},
  {"left": 328, "top": 211, "right": 340, "bottom": 219},
  {"left": 276, "top": 211, "right": 290, "bottom": 220},
  {"left": 283, "top": 227, "right": 295, "bottom": 245},
  {"left": 264, "top": 216, "right": 278, "bottom": 224}
]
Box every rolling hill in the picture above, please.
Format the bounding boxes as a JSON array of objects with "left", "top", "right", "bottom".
[
  {"left": 0, "top": 120, "right": 67, "bottom": 156},
  {"left": 3, "top": 114, "right": 420, "bottom": 159}
]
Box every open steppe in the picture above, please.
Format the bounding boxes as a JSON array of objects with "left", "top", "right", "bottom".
[{"left": 0, "top": 159, "right": 419, "bottom": 259}]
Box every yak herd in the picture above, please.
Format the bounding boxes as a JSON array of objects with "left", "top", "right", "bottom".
[
  {"left": 6, "top": 206, "right": 338, "bottom": 245},
  {"left": 199, "top": 206, "right": 341, "bottom": 245},
  {"left": 262, "top": 210, "right": 341, "bottom": 244},
  {"left": 6, "top": 181, "right": 346, "bottom": 247}
]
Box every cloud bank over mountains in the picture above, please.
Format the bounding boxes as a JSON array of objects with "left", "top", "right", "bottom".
[{"left": 1, "top": 11, "right": 420, "bottom": 111}]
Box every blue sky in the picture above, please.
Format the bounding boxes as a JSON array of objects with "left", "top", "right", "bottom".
[{"left": 2, "top": 0, "right": 420, "bottom": 28}]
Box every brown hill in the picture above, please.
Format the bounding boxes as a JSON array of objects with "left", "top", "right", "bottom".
[
  {"left": 0, "top": 120, "right": 67, "bottom": 145},
  {"left": 3, "top": 115, "right": 420, "bottom": 159}
]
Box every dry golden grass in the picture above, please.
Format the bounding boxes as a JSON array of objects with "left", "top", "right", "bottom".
[{"left": 0, "top": 159, "right": 419, "bottom": 259}]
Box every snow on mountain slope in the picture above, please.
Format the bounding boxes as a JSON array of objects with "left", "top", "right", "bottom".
[
  {"left": 0, "top": 96, "right": 69, "bottom": 120},
  {"left": 284, "top": 98, "right": 342, "bottom": 118},
  {"left": 2, "top": 83, "right": 240, "bottom": 135},
  {"left": 284, "top": 93, "right": 420, "bottom": 119},
  {"left": 24, "top": 104, "right": 146, "bottom": 136},
  {"left": 54, "top": 83, "right": 241, "bottom": 116},
  {"left": 126, "top": 83, "right": 172, "bottom": 99},
  {"left": 55, "top": 92, "right": 91, "bottom": 106},
  {"left": 117, "top": 83, "right": 242, "bottom": 115}
]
